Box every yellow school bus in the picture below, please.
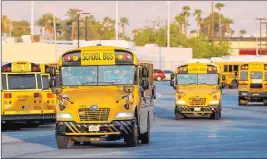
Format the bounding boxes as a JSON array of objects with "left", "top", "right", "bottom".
[
  {"left": 39, "top": 63, "right": 58, "bottom": 123},
  {"left": 1, "top": 61, "right": 44, "bottom": 129},
  {"left": 170, "top": 59, "right": 223, "bottom": 120},
  {"left": 210, "top": 56, "right": 251, "bottom": 89},
  {"left": 48, "top": 45, "right": 155, "bottom": 149},
  {"left": 238, "top": 58, "right": 267, "bottom": 106}
]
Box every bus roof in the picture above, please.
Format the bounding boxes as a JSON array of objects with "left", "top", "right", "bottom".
[{"left": 80, "top": 40, "right": 135, "bottom": 50}]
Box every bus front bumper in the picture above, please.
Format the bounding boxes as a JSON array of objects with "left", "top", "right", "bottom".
[
  {"left": 56, "top": 120, "right": 135, "bottom": 136},
  {"left": 175, "top": 105, "right": 221, "bottom": 114},
  {"left": 239, "top": 92, "right": 267, "bottom": 99},
  {"left": 1, "top": 113, "right": 56, "bottom": 122}
]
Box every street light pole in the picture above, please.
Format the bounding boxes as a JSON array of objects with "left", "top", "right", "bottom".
[
  {"left": 82, "top": 13, "right": 90, "bottom": 41},
  {"left": 115, "top": 1, "right": 119, "bottom": 40},
  {"left": 167, "top": 1, "right": 171, "bottom": 48},
  {"left": 31, "top": 1, "right": 34, "bottom": 43},
  {"left": 256, "top": 18, "right": 267, "bottom": 54}
]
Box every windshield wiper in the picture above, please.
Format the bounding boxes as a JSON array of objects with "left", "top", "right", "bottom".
[{"left": 116, "top": 95, "right": 128, "bottom": 103}]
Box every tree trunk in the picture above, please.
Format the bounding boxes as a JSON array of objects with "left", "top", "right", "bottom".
[
  {"left": 72, "top": 22, "right": 75, "bottom": 40},
  {"left": 219, "top": 10, "right": 221, "bottom": 40},
  {"left": 122, "top": 24, "right": 125, "bottom": 39},
  {"left": 184, "top": 16, "right": 188, "bottom": 37}
]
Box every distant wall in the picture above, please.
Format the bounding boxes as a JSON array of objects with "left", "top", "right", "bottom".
[{"left": 2, "top": 43, "right": 57, "bottom": 63}]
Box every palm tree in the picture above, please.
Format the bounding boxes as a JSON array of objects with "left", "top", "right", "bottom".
[
  {"left": 193, "top": 9, "right": 203, "bottom": 36},
  {"left": 182, "top": 6, "right": 191, "bottom": 37},
  {"left": 224, "top": 18, "right": 234, "bottom": 38},
  {"left": 215, "top": 3, "right": 225, "bottom": 39},
  {"left": 231, "top": 29, "right": 235, "bottom": 37},
  {"left": 175, "top": 14, "right": 184, "bottom": 34},
  {"left": 239, "top": 30, "right": 247, "bottom": 37},
  {"left": 120, "top": 17, "right": 129, "bottom": 39},
  {"left": 35, "top": 13, "right": 54, "bottom": 40},
  {"left": 65, "top": 8, "right": 81, "bottom": 40}
]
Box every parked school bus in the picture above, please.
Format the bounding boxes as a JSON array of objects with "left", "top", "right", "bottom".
[
  {"left": 238, "top": 58, "right": 267, "bottom": 106},
  {"left": 170, "top": 59, "right": 224, "bottom": 120},
  {"left": 1, "top": 61, "right": 44, "bottom": 129},
  {"left": 48, "top": 45, "right": 155, "bottom": 149},
  {"left": 39, "top": 63, "right": 58, "bottom": 123},
  {"left": 210, "top": 56, "right": 250, "bottom": 89}
]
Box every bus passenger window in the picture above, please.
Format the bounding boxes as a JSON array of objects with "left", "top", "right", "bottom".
[
  {"left": 234, "top": 65, "right": 238, "bottom": 71},
  {"left": 240, "top": 72, "right": 248, "bottom": 80},
  {"left": 2, "top": 74, "right": 7, "bottom": 90},
  {"left": 42, "top": 75, "right": 49, "bottom": 90},
  {"left": 224, "top": 65, "right": 228, "bottom": 72},
  {"left": 37, "top": 74, "right": 42, "bottom": 89},
  {"left": 265, "top": 72, "right": 267, "bottom": 81},
  {"left": 229, "top": 65, "right": 233, "bottom": 72}
]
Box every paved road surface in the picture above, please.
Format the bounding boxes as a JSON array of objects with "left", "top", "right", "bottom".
[{"left": 2, "top": 81, "right": 267, "bottom": 158}]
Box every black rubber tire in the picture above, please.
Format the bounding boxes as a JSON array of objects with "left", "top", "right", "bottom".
[
  {"left": 231, "top": 80, "right": 238, "bottom": 89},
  {"left": 73, "top": 141, "right": 80, "bottom": 145},
  {"left": 156, "top": 76, "right": 162, "bottom": 81},
  {"left": 175, "top": 112, "right": 183, "bottom": 120},
  {"left": 140, "top": 116, "right": 150, "bottom": 144},
  {"left": 124, "top": 116, "right": 139, "bottom": 147},
  {"left": 211, "top": 112, "right": 220, "bottom": 120},
  {"left": 56, "top": 135, "right": 69, "bottom": 149},
  {"left": 83, "top": 141, "right": 91, "bottom": 145}
]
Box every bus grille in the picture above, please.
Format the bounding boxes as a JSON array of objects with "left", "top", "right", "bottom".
[
  {"left": 78, "top": 108, "right": 110, "bottom": 121},
  {"left": 189, "top": 98, "right": 206, "bottom": 106}
]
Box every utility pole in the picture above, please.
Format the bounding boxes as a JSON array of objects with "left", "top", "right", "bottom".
[
  {"left": 115, "top": 1, "right": 119, "bottom": 40},
  {"left": 82, "top": 13, "right": 90, "bottom": 41},
  {"left": 31, "top": 1, "right": 34, "bottom": 43},
  {"left": 211, "top": 1, "right": 215, "bottom": 48},
  {"left": 263, "top": 22, "right": 267, "bottom": 55},
  {"left": 167, "top": 1, "right": 171, "bottom": 47},
  {"left": 256, "top": 18, "right": 267, "bottom": 54}
]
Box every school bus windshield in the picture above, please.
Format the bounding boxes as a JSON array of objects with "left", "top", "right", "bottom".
[
  {"left": 177, "top": 74, "right": 219, "bottom": 85},
  {"left": 8, "top": 74, "right": 36, "bottom": 90},
  {"left": 61, "top": 65, "right": 136, "bottom": 86},
  {"left": 250, "top": 72, "right": 262, "bottom": 79}
]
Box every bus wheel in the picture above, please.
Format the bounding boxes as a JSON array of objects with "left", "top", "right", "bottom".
[
  {"left": 156, "top": 76, "right": 162, "bottom": 81},
  {"left": 73, "top": 141, "right": 80, "bottom": 145},
  {"left": 83, "top": 141, "right": 91, "bottom": 145},
  {"left": 140, "top": 116, "right": 150, "bottom": 144},
  {"left": 231, "top": 80, "right": 238, "bottom": 89},
  {"left": 124, "top": 116, "right": 139, "bottom": 147},
  {"left": 175, "top": 113, "right": 183, "bottom": 120},
  {"left": 56, "top": 135, "right": 69, "bottom": 149},
  {"left": 211, "top": 112, "right": 220, "bottom": 120}
]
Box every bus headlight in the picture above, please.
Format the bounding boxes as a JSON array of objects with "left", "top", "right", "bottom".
[
  {"left": 176, "top": 100, "right": 186, "bottom": 105},
  {"left": 116, "top": 112, "right": 134, "bottom": 119},
  {"left": 57, "top": 113, "right": 72, "bottom": 119},
  {"left": 209, "top": 100, "right": 219, "bottom": 105}
]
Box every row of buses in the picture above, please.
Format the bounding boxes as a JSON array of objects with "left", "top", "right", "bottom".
[
  {"left": 169, "top": 56, "right": 267, "bottom": 121},
  {"left": 1, "top": 62, "right": 58, "bottom": 129}
]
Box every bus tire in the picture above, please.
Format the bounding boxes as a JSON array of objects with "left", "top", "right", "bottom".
[
  {"left": 231, "top": 80, "right": 238, "bottom": 89},
  {"left": 140, "top": 116, "right": 150, "bottom": 144},
  {"left": 211, "top": 112, "right": 220, "bottom": 120},
  {"left": 73, "top": 141, "right": 80, "bottom": 145},
  {"left": 56, "top": 135, "right": 69, "bottom": 149},
  {"left": 156, "top": 76, "right": 162, "bottom": 81},
  {"left": 124, "top": 116, "right": 139, "bottom": 147},
  {"left": 175, "top": 113, "right": 183, "bottom": 120}
]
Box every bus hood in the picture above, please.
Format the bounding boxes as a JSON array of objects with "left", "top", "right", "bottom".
[
  {"left": 60, "top": 87, "right": 127, "bottom": 106},
  {"left": 177, "top": 86, "right": 220, "bottom": 97}
]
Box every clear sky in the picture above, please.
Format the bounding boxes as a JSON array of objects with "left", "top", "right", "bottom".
[{"left": 2, "top": 1, "right": 267, "bottom": 36}]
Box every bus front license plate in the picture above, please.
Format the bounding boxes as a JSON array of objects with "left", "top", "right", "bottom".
[
  {"left": 89, "top": 125, "right": 100, "bottom": 132},
  {"left": 194, "top": 108, "right": 201, "bottom": 111}
]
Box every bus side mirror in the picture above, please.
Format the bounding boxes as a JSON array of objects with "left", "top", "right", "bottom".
[
  {"left": 222, "top": 75, "right": 225, "bottom": 81},
  {"left": 123, "top": 86, "right": 135, "bottom": 93},
  {"left": 221, "top": 82, "right": 225, "bottom": 89},
  {"left": 170, "top": 80, "right": 174, "bottom": 86},
  {"left": 51, "top": 87, "right": 63, "bottom": 94},
  {"left": 142, "top": 80, "right": 149, "bottom": 90},
  {"left": 171, "top": 73, "right": 175, "bottom": 80},
  {"left": 142, "top": 67, "right": 148, "bottom": 78},
  {"left": 49, "top": 66, "right": 56, "bottom": 77}
]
